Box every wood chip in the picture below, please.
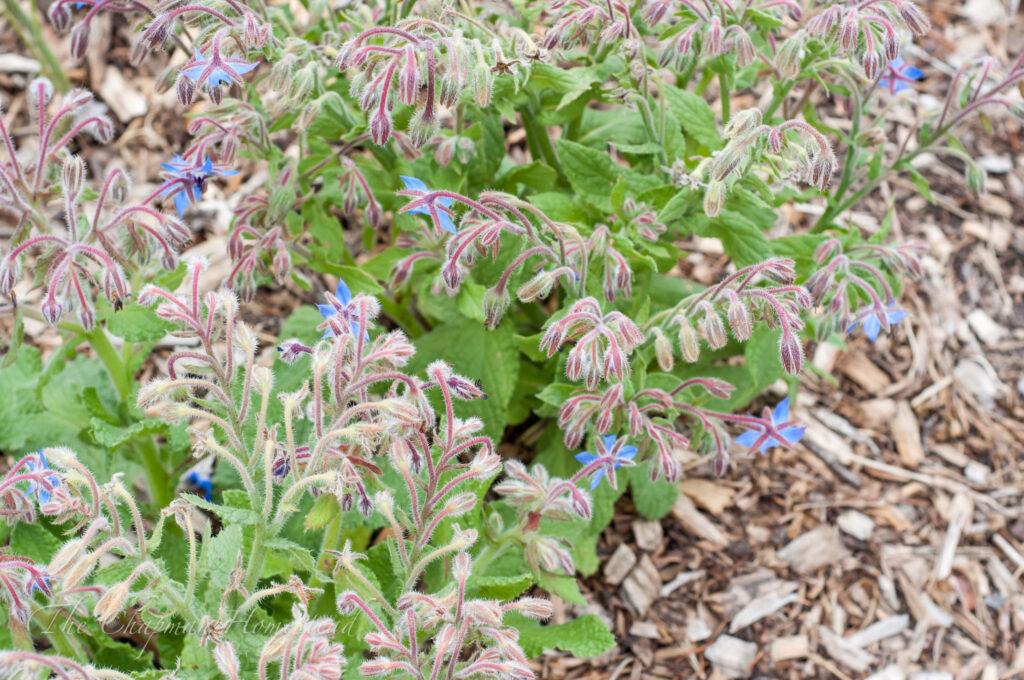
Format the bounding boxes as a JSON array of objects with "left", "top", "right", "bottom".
[
  {"left": 704, "top": 635, "right": 757, "bottom": 678},
  {"left": 845, "top": 614, "right": 910, "bottom": 648},
  {"left": 839, "top": 351, "right": 892, "bottom": 394},
  {"left": 866, "top": 667, "right": 907, "bottom": 680},
  {"left": 837, "top": 510, "right": 876, "bottom": 541},
  {"left": 818, "top": 625, "right": 874, "bottom": 673},
  {"left": 621, "top": 554, "right": 661, "bottom": 617},
  {"left": 670, "top": 492, "right": 728, "bottom": 547},
  {"left": 660, "top": 569, "right": 705, "bottom": 598},
  {"left": 679, "top": 479, "right": 736, "bottom": 514},
  {"left": 777, "top": 525, "right": 851, "bottom": 574},
  {"left": 628, "top": 621, "right": 661, "bottom": 640},
  {"left": 729, "top": 590, "right": 798, "bottom": 632},
  {"left": 891, "top": 400, "right": 925, "bottom": 469},
  {"left": 770, "top": 635, "right": 810, "bottom": 662},
  {"left": 604, "top": 543, "right": 637, "bottom": 586},
  {"left": 936, "top": 493, "right": 974, "bottom": 581},
  {"left": 632, "top": 520, "right": 664, "bottom": 552}
]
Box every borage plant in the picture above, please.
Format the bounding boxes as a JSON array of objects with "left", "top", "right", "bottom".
[{"left": 0, "top": 0, "right": 1021, "bottom": 674}]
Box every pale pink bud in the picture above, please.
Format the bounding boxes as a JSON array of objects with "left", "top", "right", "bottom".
[
  {"left": 69, "top": 23, "right": 90, "bottom": 61},
  {"left": 838, "top": 14, "right": 859, "bottom": 51},
  {"left": 652, "top": 327, "right": 673, "bottom": 371},
  {"left": 899, "top": 2, "right": 931, "bottom": 35},
  {"left": 767, "top": 128, "right": 783, "bottom": 154},
  {"left": 778, "top": 331, "right": 803, "bottom": 375},
  {"left": 399, "top": 46, "right": 419, "bottom": 105},
  {"left": 726, "top": 292, "right": 751, "bottom": 341},
  {"left": 703, "top": 180, "right": 725, "bottom": 218},
  {"left": 704, "top": 16, "right": 723, "bottom": 57},
  {"left": 49, "top": 1, "right": 71, "bottom": 32},
  {"left": 863, "top": 50, "right": 882, "bottom": 81},
  {"left": 369, "top": 109, "right": 391, "bottom": 145},
  {"left": 41, "top": 297, "right": 63, "bottom": 325},
  {"left": 701, "top": 305, "right": 727, "bottom": 350},
  {"left": 675, "top": 316, "right": 700, "bottom": 362}
]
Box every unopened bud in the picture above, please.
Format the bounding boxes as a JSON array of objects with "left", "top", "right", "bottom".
[
  {"left": 701, "top": 305, "right": 727, "bottom": 350},
  {"left": 69, "top": 23, "right": 90, "bottom": 62},
  {"left": 899, "top": 2, "right": 931, "bottom": 36},
  {"left": 399, "top": 46, "right": 419, "bottom": 105},
  {"left": 966, "top": 162, "right": 986, "bottom": 194},
  {"left": 778, "top": 331, "right": 803, "bottom": 375},
  {"left": 94, "top": 581, "right": 132, "bottom": 625},
  {"left": 27, "top": 78, "right": 55, "bottom": 113},
  {"left": 703, "top": 16, "right": 723, "bottom": 57},
  {"left": 483, "top": 286, "right": 511, "bottom": 329},
  {"left": 675, "top": 316, "right": 700, "bottom": 363},
  {"left": 723, "top": 108, "right": 761, "bottom": 139},
  {"left": 62, "top": 156, "right": 85, "bottom": 198},
  {"left": 726, "top": 292, "right": 751, "bottom": 341},
  {"left": 776, "top": 33, "right": 803, "bottom": 79},
  {"left": 369, "top": 108, "right": 392, "bottom": 145},
  {"left": 703, "top": 180, "right": 725, "bottom": 218},
  {"left": 472, "top": 61, "right": 493, "bottom": 108},
  {"left": 652, "top": 327, "right": 673, "bottom": 371},
  {"left": 48, "top": 1, "right": 71, "bottom": 32}
]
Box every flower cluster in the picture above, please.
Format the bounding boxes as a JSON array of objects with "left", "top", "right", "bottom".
[{"left": 0, "top": 79, "right": 187, "bottom": 329}]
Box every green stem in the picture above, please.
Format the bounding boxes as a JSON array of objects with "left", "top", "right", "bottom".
[
  {"left": 85, "top": 327, "right": 132, "bottom": 399},
  {"left": 719, "top": 71, "right": 732, "bottom": 123},
  {"left": 3, "top": 0, "right": 71, "bottom": 93},
  {"left": 762, "top": 78, "right": 794, "bottom": 120},
  {"left": 521, "top": 94, "right": 568, "bottom": 187}
]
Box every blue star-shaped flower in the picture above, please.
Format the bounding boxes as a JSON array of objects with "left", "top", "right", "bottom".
[
  {"left": 317, "top": 277, "right": 368, "bottom": 340},
  {"left": 847, "top": 299, "right": 907, "bottom": 342},
  {"left": 179, "top": 48, "right": 258, "bottom": 89},
  {"left": 400, "top": 175, "right": 457, "bottom": 234},
  {"left": 574, "top": 434, "right": 638, "bottom": 490},
  {"left": 734, "top": 397, "right": 805, "bottom": 454},
  {"left": 26, "top": 449, "right": 60, "bottom": 505},
  {"left": 184, "top": 470, "right": 213, "bottom": 502},
  {"left": 879, "top": 57, "right": 924, "bottom": 95},
  {"left": 159, "top": 154, "right": 239, "bottom": 217}
]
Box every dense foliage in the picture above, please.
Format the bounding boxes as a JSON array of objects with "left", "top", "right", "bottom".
[{"left": 0, "top": 0, "right": 1021, "bottom": 677}]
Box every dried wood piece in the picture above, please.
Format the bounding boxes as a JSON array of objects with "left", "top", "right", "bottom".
[
  {"left": 679, "top": 479, "right": 736, "bottom": 514},
  {"left": 686, "top": 616, "right": 713, "bottom": 642},
  {"left": 936, "top": 493, "right": 974, "bottom": 581},
  {"left": 729, "top": 590, "right": 799, "bottom": 633},
  {"left": 604, "top": 543, "right": 637, "bottom": 586},
  {"left": 845, "top": 614, "right": 910, "bottom": 648},
  {"left": 892, "top": 400, "right": 925, "bottom": 469},
  {"left": 660, "top": 569, "right": 705, "bottom": 598},
  {"left": 628, "top": 621, "right": 662, "bottom": 640},
  {"left": 632, "top": 520, "right": 664, "bottom": 553},
  {"left": 770, "top": 635, "right": 810, "bottom": 662},
  {"left": 839, "top": 351, "right": 892, "bottom": 394},
  {"left": 704, "top": 635, "right": 757, "bottom": 678},
  {"left": 838, "top": 510, "right": 876, "bottom": 541},
  {"left": 621, "top": 554, "right": 661, "bottom": 617},
  {"left": 671, "top": 492, "right": 728, "bottom": 547},
  {"left": 866, "top": 667, "right": 907, "bottom": 680},
  {"left": 818, "top": 625, "right": 874, "bottom": 673},
  {"left": 777, "top": 525, "right": 851, "bottom": 574}
]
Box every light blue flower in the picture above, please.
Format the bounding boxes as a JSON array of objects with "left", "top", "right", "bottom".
[
  {"left": 318, "top": 277, "right": 368, "bottom": 340},
  {"left": 184, "top": 470, "right": 213, "bottom": 502},
  {"left": 179, "top": 48, "right": 258, "bottom": 89},
  {"left": 734, "top": 397, "right": 805, "bottom": 454},
  {"left": 400, "top": 176, "right": 457, "bottom": 234},
  {"left": 574, "top": 435, "right": 638, "bottom": 490},
  {"left": 879, "top": 57, "right": 924, "bottom": 94},
  {"left": 847, "top": 300, "right": 907, "bottom": 342},
  {"left": 26, "top": 449, "right": 60, "bottom": 505},
  {"left": 159, "top": 154, "right": 239, "bottom": 217}
]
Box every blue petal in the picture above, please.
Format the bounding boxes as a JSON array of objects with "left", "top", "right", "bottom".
[
  {"left": 890, "top": 56, "right": 905, "bottom": 69},
  {"left": 400, "top": 175, "right": 428, "bottom": 193},
  {"left": 887, "top": 309, "right": 907, "bottom": 324},
  {"left": 575, "top": 452, "right": 598, "bottom": 465},
  {"left": 590, "top": 468, "right": 606, "bottom": 490},
  {"left": 903, "top": 65, "right": 924, "bottom": 80},
  {"left": 759, "top": 437, "right": 781, "bottom": 454},
  {"left": 317, "top": 303, "right": 335, "bottom": 319},
  {"left": 863, "top": 315, "right": 881, "bottom": 342},
  {"left": 230, "top": 60, "right": 259, "bottom": 76},
  {"left": 892, "top": 80, "right": 910, "bottom": 93},
  {"left": 600, "top": 434, "right": 617, "bottom": 451},
  {"left": 772, "top": 397, "right": 790, "bottom": 425},
  {"left": 207, "top": 69, "right": 231, "bottom": 87},
  {"left": 734, "top": 430, "right": 760, "bottom": 448},
  {"left": 199, "top": 157, "right": 213, "bottom": 174},
  {"left": 213, "top": 167, "right": 240, "bottom": 177},
  {"left": 618, "top": 445, "right": 638, "bottom": 460},
  {"left": 780, "top": 426, "right": 805, "bottom": 445},
  {"left": 179, "top": 65, "right": 206, "bottom": 81},
  {"left": 407, "top": 204, "right": 429, "bottom": 217},
  {"left": 335, "top": 277, "right": 353, "bottom": 305},
  {"left": 173, "top": 191, "right": 191, "bottom": 217},
  {"left": 438, "top": 211, "right": 458, "bottom": 234}
]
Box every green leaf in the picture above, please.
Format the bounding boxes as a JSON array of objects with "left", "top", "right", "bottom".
[
  {"left": 537, "top": 571, "right": 586, "bottom": 605},
  {"left": 262, "top": 537, "right": 317, "bottom": 576},
  {"left": 10, "top": 523, "right": 60, "bottom": 564},
  {"left": 509, "top": 613, "right": 616, "bottom": 658},
  {"left": 555, "top": 139, "right": 622, "bottom": 211},
  {"left": 184, "top": 494, "right": 261, "bottom": 526},
  {"left": 628, "top": 461, "right": 679, "bottom": 519},
  {"left": 405, "top": 318, "right": 519, "bottom": 439},
  {"left": 102, "top": 304, "right": 176, "bottom": 342},
  {"left": 907, "top": 167, "right": 934, "bottom": 203},
  {"left": 662, "top": 86, "right": 722, "bottom": 150},
  {"left": 304, "top": 493, "right": 341, "bottom": 531}
]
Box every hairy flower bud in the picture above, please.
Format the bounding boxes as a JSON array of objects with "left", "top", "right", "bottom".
[
  {"left": 652, "top": 327, "right": 673, "bottom": 371},
  {"left": 27, "top": 78, "right": 55, "bottom": 114},
  {"left": 778, "top": 331, "right": 803, "bottom": 375},
  {"left": 369, "top": 108, "right": 392, "bottom": 146},
  {"left": 899, "top": 1, "right": 931, "bottom": 35},
  {"left": 700, "top": 304, "right": 727, "bottom": 350},
  {"left": 69, "top": 23, "right": 90, "bottom": 61},
  {"left": 399, "top": 46, "right": 419, "bottom": 105},
  {"left": 966, "top": 162, "right": 986, "bottom": 194},
  {"left": 675, "top": 315, "right": 700, "bottom": 363},
  {"left": 472, "top": 60, "right": 493, "bottom": 108},
  {"left": 767, "top": 127, "right": 783, "bottom": 154},
  {"left": 723, "top": 108, "right": 761, "bottom": 139},
  {"left": 94, "top": 581, "right": 132, "bottom": 625},
  {"left": 62, "top": 156, "right": 85, "bottom": 199},
  {"left": 862, "top": 50, "right": 882, "bottom": 81},
  {"left": 483, "top": 286, "right": 511, "bottom": 329},
  {"left": 704, "top": 16, "right": 723, "bottom": 57},
  {"left": 810, "top": 152, "right": 834, "bottom": 190},
  {"left": 776, "top": 34, "right": 803, "bottom": 79},
  {"left": 726, "top": 292, "right": 752, "bottom": 341},
  {"left": 703, "top": 180, "right": 725, "bottom": 218},
  {"left": 48, "top": 1, "right": 71, "bottom": 32},
  {"left": 41, "top": 296, "right": 63, "bottom": 325}
]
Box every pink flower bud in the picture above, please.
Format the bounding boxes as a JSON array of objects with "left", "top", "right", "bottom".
[
  {"left": 483, "top": 286, "right": 511, "bottom": 329},
  {"left": 48, "top": 2, "right": 71, "bottom": 33},
  {"left": 768, "top": 128, "right": 783, "bottom": 153},
  {"left": 652, "top": 327, "right": 674, "bottom": 371},
  {"left": 69, "top": 22, "right": 90, "bottom": 61},
  {"left": 899, "top": 2, "right": 930, "bottom": 35},
  {"left": 399, "top": 46, "right": 419, "bottom": 105},
  {"left": 810, "top": 152, "right": 834, "bottom": 191},
  {"left": 725, "top": 292, "right": 751, "bottom": 341},
  {"left": 883, "top": 31, "right": 900, "bottom": 63},
  {"left": 62, "top": 156, "right": 85, "bottom": 198},
  {"left": 862, "top": 50, "right": 882, "bottom": 81},
  {"left": 41, "top": 297, "right": 63, "bottom": 325},
  {"left": 701, "top": 305, "right": 727, "bottom": 350},
  {"left": 704, "top": 16, "right": 723, "bottom": 57},
  {"left": 0, "top": 257, "right": 21, "bottom": 295},
  {"left": 472, "top": 61, "right": 493, "bottom": 108},
  {"left": 369, "top": 109, "right": 392, "bottom": 145},
  {"left": 77, "top": 304, "right": 95, "bottom": 330},
  {"left": 838, "top": 14, "right": 858, "bottom": 51},
  {"left": 778, "top": 331, "right": 803, "bottom": 375},
  {"left": 733, "top": 29, "right": 755, "bottom": 67}
]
